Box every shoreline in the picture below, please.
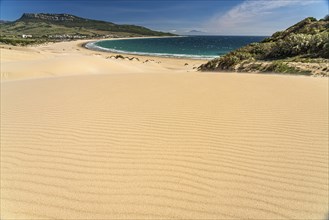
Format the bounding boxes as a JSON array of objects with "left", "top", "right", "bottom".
[
  {"left": 0, "top": 39, "right": 206, "bottom": 81},
  {"left": 82, "top": 36, "right": 215, "bottom": 61},
  {"left": 1, "top": 39, "right": 326, "bottom": 81}
]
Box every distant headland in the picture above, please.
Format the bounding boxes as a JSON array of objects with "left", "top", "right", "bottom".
[{"left": 0, "top": 13, "right": 176, "bottom": 44}]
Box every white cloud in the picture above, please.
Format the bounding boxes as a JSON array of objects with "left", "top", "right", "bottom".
[{"left": 206, "top": 0, "right": 321, "bottom": 35}]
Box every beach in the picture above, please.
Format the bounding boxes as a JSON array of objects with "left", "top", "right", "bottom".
[
  {"left": 1, "top": 39, "right": 204, "bottom": 81},
  {"left": 1, "top": 40, "right": 328, "bottom": 219}
]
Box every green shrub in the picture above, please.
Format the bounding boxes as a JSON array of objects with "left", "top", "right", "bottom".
[
  {"left": 0, "top": 37, "right": 46, "bottom": 46},
  {"left": 263, "top": 61, "right": 311, "bottom": 75},
  {"left": 115, "top": 55, "right": 125, "bottom": 59},
  {"left": 265, "top": 32, "right": 329, "bottom": 59}
]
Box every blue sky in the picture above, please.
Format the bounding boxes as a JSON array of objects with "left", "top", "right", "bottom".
[{"left": 0, "top": 0, "right": 328, "bottom": 35}]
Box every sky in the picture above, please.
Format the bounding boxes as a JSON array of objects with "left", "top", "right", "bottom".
[{"left": 0, "top": 0, "right": 328, "bottom": 35}]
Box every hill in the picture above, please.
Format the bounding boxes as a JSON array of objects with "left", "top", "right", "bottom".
[
  {"left": 0, "top": 13, "right": 175, "bottom": 41},
  {"left": 199, "top": 16, "right": 329, "bottom": 76}
]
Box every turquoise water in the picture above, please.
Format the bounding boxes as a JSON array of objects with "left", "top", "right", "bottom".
[{"left": 87, "top": 36, "right": 266, "bottom": 59}]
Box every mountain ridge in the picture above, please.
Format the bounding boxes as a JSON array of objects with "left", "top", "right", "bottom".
[
  {"left": 19, "top": 13, "right": 85, "bottom": 22},
  {"left": 0, "top": 13, "right": 175, "bottom": 39}
]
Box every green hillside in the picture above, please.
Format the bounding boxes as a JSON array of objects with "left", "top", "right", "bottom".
[
  {"left": 199, "top": 16, "right": 329, "bottom": 76},
  {"left": 0, "top": 13, "right": 175, "bottom": 40}
]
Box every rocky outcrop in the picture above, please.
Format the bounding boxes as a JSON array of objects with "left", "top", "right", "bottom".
[{"left": 19, "top": 13, "right": 79, "bottom": 22}]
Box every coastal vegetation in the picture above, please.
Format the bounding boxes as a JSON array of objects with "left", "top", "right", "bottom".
[
  {"left": 199, "top": 16, "right": 329, "bottom": 76},
  {"left": 0, "top": 13, "right": 175, "bottom": 45},
  {"left": 0, "top": 37, "right": 47, "bottom": 46}
]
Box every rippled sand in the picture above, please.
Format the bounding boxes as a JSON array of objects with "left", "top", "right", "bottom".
[{"left": 1, "top": 41, "right": 328, "bottom": 219}]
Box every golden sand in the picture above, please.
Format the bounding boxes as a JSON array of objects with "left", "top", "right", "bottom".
[{"left": 1, "top": 40, "right": 328, "bottom": 219}]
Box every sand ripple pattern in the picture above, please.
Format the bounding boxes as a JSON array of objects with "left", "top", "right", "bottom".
[{"left": 1, "top": 73, "right": 328, "bottom": 219}]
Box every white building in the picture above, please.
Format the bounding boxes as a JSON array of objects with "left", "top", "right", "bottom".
[{"left": 22, "top": 35, "right": 33, "bottom": 38}]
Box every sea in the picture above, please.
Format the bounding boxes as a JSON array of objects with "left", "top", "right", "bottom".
[{"left": 86, "top": 36, "right": 267, "bottom": 60}]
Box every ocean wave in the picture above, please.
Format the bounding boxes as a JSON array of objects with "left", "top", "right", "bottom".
[{"left": 85, "top": 41, "right": 218, "bottom": 60}]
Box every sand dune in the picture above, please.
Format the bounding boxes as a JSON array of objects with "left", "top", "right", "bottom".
[
  {"left": 1, "top": 41, "right": 203, "bottom": 81},
  {"left": 1, "top": 41, "right": 328, "bottom": 219}
]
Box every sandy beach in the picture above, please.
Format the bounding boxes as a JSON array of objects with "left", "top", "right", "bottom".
[
  {"left": 0, "top": 39, "right": 204, "bottom": 81},
  {"left": 1, "top": 40, "right": 328, "bottom": 219}
]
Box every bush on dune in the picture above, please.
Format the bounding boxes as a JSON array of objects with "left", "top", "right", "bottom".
[{"left": 199, "top": 16, "right": 329, "bottom": 75}]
